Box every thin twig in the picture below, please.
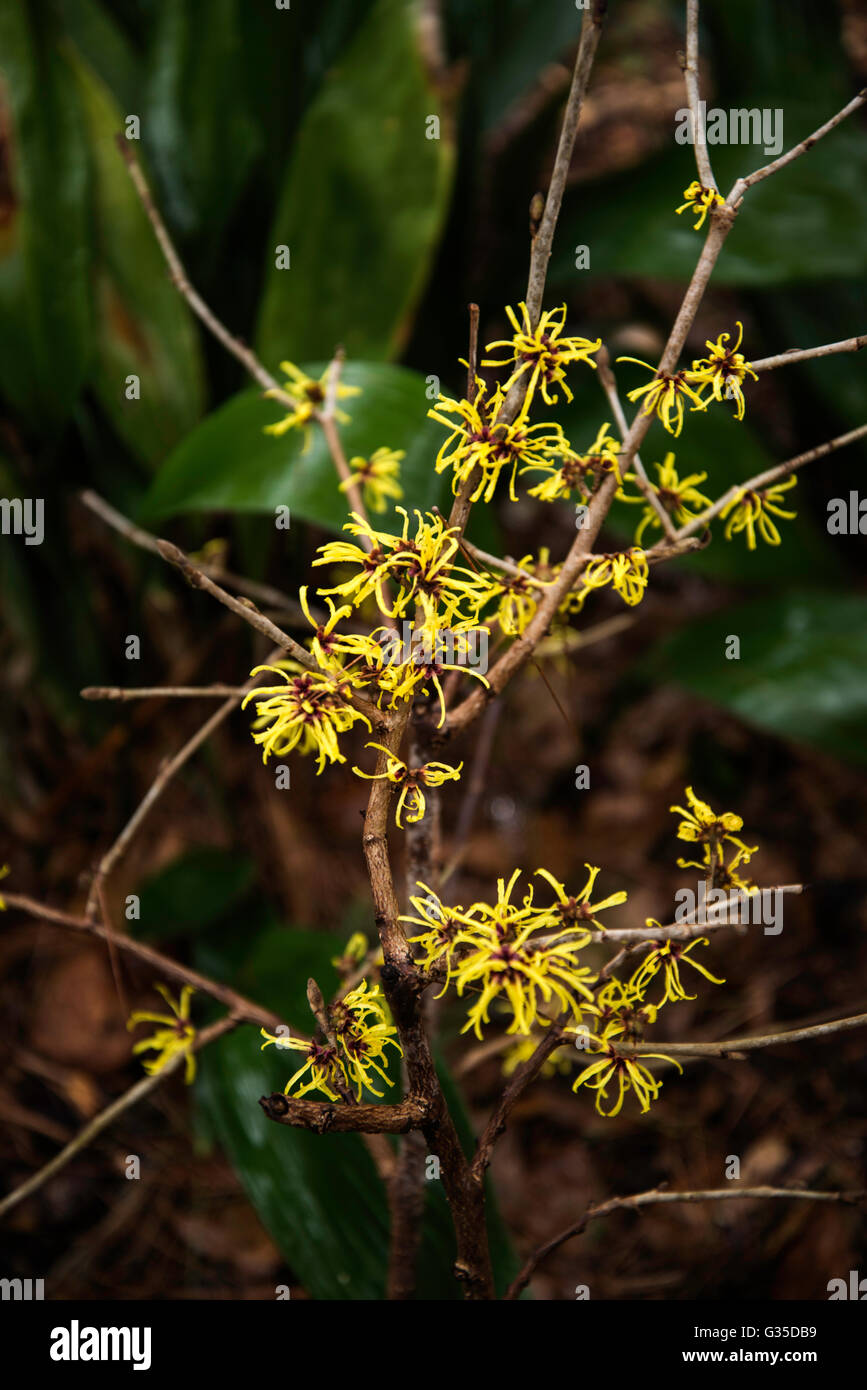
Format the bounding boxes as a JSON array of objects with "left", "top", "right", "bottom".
[
  {"left": 505, "top": 1184, "right": 867, "bottom": 1298},
  {"left": 596, "top": 346, "right": 677, "bottom": 539},
  {"left": 79, "top": 490, "right": 309, "bottom": 622},
  {"left": 729, "top": 89, "right": 867, "bottom": 203},
  {"left": 82, "top": 685, "right": 248, "bottom": 701},
  {"left": 5, "top": 892, "right": 290, "bottom": 1032},
  {"left": 682, "top": 0, "right": 717, "bottom": 190},
  {"left": 0, "top": 1015, "right": 239, "bottom": 1222},
  {"left": 677, "top": 423, "right": 867, "bottom": 539},
  {"left": 751, "top": 334, "right": 867, "bottom": 373}
]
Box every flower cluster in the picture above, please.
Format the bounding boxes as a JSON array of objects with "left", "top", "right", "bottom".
[
  {"left": 261, "top": 981, "right": 401, "bottom": 1101},
  {"left": 264, "top": 361, "right": 360, "bottom": 450},
  {"left": 620, "top": 453, "right": 712, "bottom": 545},
  {"left": 402, "top": 865, "right": 628, "bottom": 1039}
]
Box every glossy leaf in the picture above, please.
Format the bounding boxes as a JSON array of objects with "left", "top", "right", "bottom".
[
  {"left": 66, "top": 49, "right": 206, "bottom": 466},
  {"left": 650, "top": 590, "right": 867, "bottom": 763},
  {"left": 255, "top": 0, "right": 455, "bottom": 367},
  {"left": 0, "top": 2, "right": 92, "bottom": 427}
]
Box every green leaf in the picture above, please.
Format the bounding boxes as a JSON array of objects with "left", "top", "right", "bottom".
[
  {"left": 255, "top": 0, "right": 455, "bottom": 367},
  {"left": 0, "top": 2, "right": 92, "bottom": 428},
  {"left": 649, "top": 590, "right": 867, "bottom": 763},
  {"left": 143, "top": 0, "right": 262, "bottom": 243},
  {"left": 141, "top": 361, "right": 447, "bottom": 529},
  {"left": 65, "top": 48, "right": 206, "bottom": 466},
  {"left": 552, "top": 130, "right": 867, "bottom": 291},
  {"left": 135, "top": 849, "right": 255, "bottom": 942}
]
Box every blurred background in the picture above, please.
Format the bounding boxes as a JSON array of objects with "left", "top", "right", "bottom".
[{"left": 1, "top": 0, "right": 866, "bottom": 1300}]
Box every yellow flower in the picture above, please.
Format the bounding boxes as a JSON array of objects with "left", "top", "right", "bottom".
[
  {"left": 339, "top": 447, "right": 404, "bottom": 513},
  {"left": 449, "top": 915, "right": 597, "bottom": 1039},
  {"left": 590, "top": 978, "right": 659, "bottom": 1038},
  {"left": 314, "top": 509, "right": 487, "bottom": 626},
  {"left": 352, "top": 742, "right": 462, "bottom": 827},
  {"left": 620, "top": 453, "right": 712, "bottom": 545},
  {"left": 676, "top": 180, "right": 725, "bottom": 231},
  {"left": 524, "top": 422, "right": 622, "bottom": 502},
  {"left": 428, "top": 379, "right": 571, "bottom": 503},
  {"left": 331, "top": 931, "right": 369, "bottom": 971},
  {"left": 127, "top": 984, "right": 197, "bottom": 1085},
  {"left": 401, "top": 884, "right": 468, "bottom": 973},
  {"left": 260, "top": 1028, "right": 345, "bottom": 1101},
  {"left": 242, "top": 662, "right": 371, "bottom": 773},
  {"left": 720, "top": 477, "right": 798, "bottom": 549},
  {"left": 677, "top": 840, "right": 758, "bottom": 895},
  {"left": 482, "top": 555, "right": 551, "bottom": 636},
  {"left": 670, "top": 785, "right": 754, "bottom": 865},
  {"left": 629, "top": 932, "right": 725, "bottom": 1005},
  {"left": 571, "top": 1021, "right": 682, "bottom": 1116},
  {"left": 685, "top": 322, "right": 757, "bottom": 421},
  {"left": 329, "top": 980, "right": 403, "bottom": 1099},
  {"left": 0, "top": 864, "right": 9, "bottom": 909},
  {"left": 297, "top": 586, "right": 352, "bottom": 672},
  {"left": 481, "top": 301, "right": 601, "bottom": 405},
  {"left": 617, "top": 358, "right": 706, "bottom": 437},
  {"left": 535, "top": 864, "right": 628, "bottom": 933},
  {"left": 378, "top": 616, "right": 490, "bottom": 728},
  {"left": 579, "top": 547, "right": 649, "bottom": 607},
  {"left": 264, "top": 360, "right": 360, "bottom": 449}
]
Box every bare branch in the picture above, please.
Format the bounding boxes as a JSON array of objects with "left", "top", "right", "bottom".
[
  {"left": 0, "top": 1016, "right": 239, "bottom": 1223},
  {"left": 729, "top": 89, "right": 867, "bottom": 203},
  {"left": 506, "top": 1183, "right": 867, "bottom": 1298},
  {"left": 751, "top": 333, "right": 867, "bottom": 373},
  {"left": 682, "top": 0, "right": 717, "bottom": 190}
]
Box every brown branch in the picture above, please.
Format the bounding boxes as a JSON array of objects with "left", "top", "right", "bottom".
[
  {"left": 677, "top": 424, "right": 867, "bottom": 539},
  {"left": 115, "top": 136, "right": 294, "bottom": 402},
  {"left": 0, "top": 1015, "right": 239, "bottom": 1222},
  {"left": 751, "top": 334, "right": 867, "bottom": 373},
  {"left": 259, "top": 1091, "right": 425, "bottom": 1134},
  {"left": 505, "top": 1184, "right": 867, "bottom": 1298},
  {"left": 682, "top": 0, "right": 717, "bottom": 190},
  {"left": 523, "top": 2, "right": 606, "bottom": 325},
  {"left": 596, "top": 346, "right": 677, "bottom": 539},
  {"left": 4, "top": 893, "right": 290, "bottom": 1033},
  {"left": 729, "top": 89, "right": 867, "bottom": 203},
  {"left": 79, "top": 490, "right": 309, "bottom": 622},
  {"left": 82, "top": 685, "right": 248, "bottom": 701},
  {"left": 621, "top": 1010, "right": 867, "bottom": 1059}
]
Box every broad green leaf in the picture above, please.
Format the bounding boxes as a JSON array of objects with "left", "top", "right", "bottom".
[
  {"left": 650, "top": 590, "right": 867, "bottom": 763},
  {"left": 255, "top": 0, "right": 455, "bottom": 367},
  {"left": 65, "top": 49, "right": 206, "bottom": 466},
  {"left": 135, "top": 849, "right": 255, "bottom": 942},
  {"left": 141, "top": 361, "right": 447, "bottom": 530},
  {"left": 0, "top": 2, "right": 92, "bottom": 428},
  {"left": 143, "top": 0, "right": 262, "bottom": 243}
]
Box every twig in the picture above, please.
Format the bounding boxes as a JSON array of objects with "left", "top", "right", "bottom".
[
  {"left": 523, "top": 2, "right": 607, "bottom": 326},
  {"left": 321, "top": 348, "right": 370, "bottom": 531},
  {"left": 82, "top": 685, "right": 248, "bottom": 701},
  {"left": 729, "top": 89, "right": 867, "bottom": 203},
  {"left": 0, "top": 1015, "right": 239, "bottom": 1222},
  {"left": 596, "top": 346, "right": 677, "bottom": 539},
  {"left": 4, "top": 892, "right": 290, "bottom": 1032},
  {"left": 83, "top": 643, "right": 290, "bottom": 916},
  {"left": 79, "top": 490, "right": 309, "bottom": 623},
  {"left": 682, "top": 0, "right": 717, "bottom": 190},
  {"left": 751, "top": 334, "right": 867, "bottom": 373},
  {"left": 621, "top": 1010, "right": 867, "bottom": 1058},
  {"left": 677, "top": 423, "right": 867, "bottom": 539},
  {"left": 115, "top": 137, "right": 294, "bottom": 404},
  {"left": 155, "top": 539, "right": 318, "bottom": 670},
  {"left": 505, "top": 1184, "right": 867, "bottom": 1298}
]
